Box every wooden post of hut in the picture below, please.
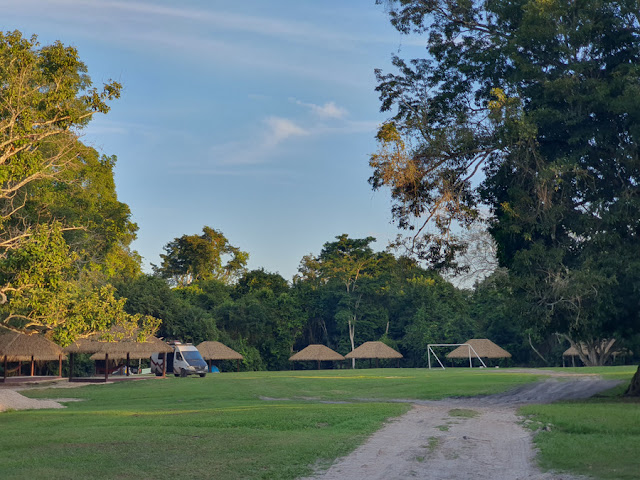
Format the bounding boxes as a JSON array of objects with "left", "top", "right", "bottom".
[
  {"left": 126, "top": 352, "right": 131, "bottom": 377},
  {"left": 58, "top": 354, "right": 63, "bottom": 378},
  {"left": 30, "top": 355, "right": 35, "bottom": 376},
  {"left": 69, "top": 353, "right": 74, "bottom": 381},
  {"left": 162, "top": 352, "right": 167, "bottom": 377},
  {"left": 3, "top": 355, "right": 7, "bottom": 382},
  {"left": 104, "top": 352, "right": 109, "bottom": 382}
]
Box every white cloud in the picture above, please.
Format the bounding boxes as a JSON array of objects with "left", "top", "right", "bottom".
[
  {"left": 264, "top": 117, "right": 309, "bottom": 146},
  {"left": 293, "top": 99, "right": 348, "bottom": 119}
]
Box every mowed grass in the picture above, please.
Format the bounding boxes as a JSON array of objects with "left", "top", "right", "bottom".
[
  {"left": 1, "top": 366, "right": 636, "bottom": 479},
  {"left": 2, "top": 368, "right": 541, "bottom": 480},
  {"left": 520, "top": 367, "right": 640, "bottom": 480}
]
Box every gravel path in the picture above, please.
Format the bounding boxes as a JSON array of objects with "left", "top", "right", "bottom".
[{"left": 300, "top": 378, "right": 619, "bottom": 480}]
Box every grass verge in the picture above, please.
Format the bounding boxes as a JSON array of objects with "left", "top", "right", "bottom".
[{"left": 520, "top": 379, "right": 640, "bottom": 480}]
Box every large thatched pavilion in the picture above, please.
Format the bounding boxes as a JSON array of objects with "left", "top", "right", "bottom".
[
  {"left": 289, "top": 344, "right": 344, "bottom": 370},
  {"left": 446, "top": 339, "right": 511, "bottom": 367},
  {"left": 197, "top": 341, "right": 244, "bottom": 372},
  {"left": 64, "top": 331, "right": 172, "bottom": 382},
  {"left": 0, "top": 332, "right": 66, "bottom": 382},
  {"left": 345, "top": 341, "right": 403, "bottom": 368}
]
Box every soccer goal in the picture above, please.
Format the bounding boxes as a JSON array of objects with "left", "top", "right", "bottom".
[{"left": 427, "top": 344, "right": 487, "bottom": 369}]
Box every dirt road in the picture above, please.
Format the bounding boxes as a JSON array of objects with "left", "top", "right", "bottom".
[{"left": 301, "top": 377, "right": 619, "bottom": 480}]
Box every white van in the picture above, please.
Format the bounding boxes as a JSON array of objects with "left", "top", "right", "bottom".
[{"left": 150, "top": 341, "right": 208, "bottom": 377}]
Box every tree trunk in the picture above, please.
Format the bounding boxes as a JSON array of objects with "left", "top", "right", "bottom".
[
  {"left": 625, "top": 365, "right": 640, "bottom": 397},
  {"left": 348, "top": 317, "right": 356, "bottom": 369}
]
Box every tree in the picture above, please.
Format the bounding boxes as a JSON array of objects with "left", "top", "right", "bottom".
[
  {"left": 0, "top": 31, "right": 157, "bottom": 344},
  {"left": 154, "top": 226, "right": 248, "bottom": 286},
  {"left": 297, "top": 234, "right": 381, "bottom": 366},
  {"left": 373, "top": 1, "right": 640, "bottom": 393}
]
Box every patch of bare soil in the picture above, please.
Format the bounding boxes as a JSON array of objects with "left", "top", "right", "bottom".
[
  {"left": 0, "top": 379, "right": 94, "bottom": 412},
  {"left": 0, "top": 389, "right": 70, "bottom": 411},
  {"left": 300, "top": 378, "right": 619, "bottom": 480}
]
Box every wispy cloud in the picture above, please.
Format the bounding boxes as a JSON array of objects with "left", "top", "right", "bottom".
[
  {"left": 264, "top": 116, "right": 309, "bottom": 146},
  {"left": 292, "top": 99, "right": 348, "bottom": 119}
]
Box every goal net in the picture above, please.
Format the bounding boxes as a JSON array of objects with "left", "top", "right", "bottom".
[{"left": 427, "top": 344, "right": 487, "bottom": 369}]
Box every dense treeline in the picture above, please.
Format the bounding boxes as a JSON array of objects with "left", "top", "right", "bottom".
[{"left": 115, "top": 233, "right": 638, "bottom": 371}]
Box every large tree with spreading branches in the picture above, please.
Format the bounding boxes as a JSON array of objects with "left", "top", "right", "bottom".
[
  {"left": 0, "top": 31, "right": 158, "bottom": 345},
  {"left": 371, "top": 0, "right": 640, "bottom": 393}
]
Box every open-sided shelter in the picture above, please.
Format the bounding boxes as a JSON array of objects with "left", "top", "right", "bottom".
[
  {"left": 197, "top": 341, "right": 244, "bottom": 372},
  {"left": 64, "top": 330, "right": 171, "bottom": 382},
  {"left": 562, "top": 339, "right": 622, "bottom": 367},
  {"left": 446, "top": 339, "right": 511, "bottom": 366},
  {"left": 90, "top": 336, "right": 172, "bottom": 375},
  {"left": 0, "top": 332, "right": 66, "bottom": 381},
  {"left": 289, "top": 344, "right": 344, "bottom": 370},
  {"left": 344, "top": 341, "right": 402, "bottom": 368}
]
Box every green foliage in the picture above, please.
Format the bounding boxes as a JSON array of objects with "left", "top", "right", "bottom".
[
  {"left": 0, "top": 30, "right": 154, "bottom": 344},
  {"left": 373, "top": 0, "right": 640, "bottom": 363},
  {"left": 114, "top": 275, "right": 218, "bottom": 345},
  {"left": 154, "top": 226, "right": 249, "bottom": 287}
]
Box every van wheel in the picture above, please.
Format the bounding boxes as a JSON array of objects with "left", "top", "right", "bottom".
[
  {"left": 199, "top": 373, "right": 206, "bottom": 378},
  {"left": 180, "top": 369, "right": 188, "bottom": 377},
  {"left": 174, "top": 372, "right": 180, "bottom": 377}
]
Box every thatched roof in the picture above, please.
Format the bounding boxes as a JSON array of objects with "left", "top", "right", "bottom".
[
  {"left": 197, "top": 341, "right": 243, "bottom": 361},
  {"left": 89, "top": 336, "right": 172, "bottom": 360},
  {"left": 0, "top": 332, "right": 66, "bottom": 361},
  {"left": 446, "top": 339, "right": 512, "bottom": 359},
  {"left": 289, "top": 344, "right": 344, "bottom": 362},
  {"left": 344, "top": 341, "right": 402, "bottom": 359},
  {"left": 563, "top": 339, "right": 618, "bottom": 356},
  {"left": 64, "top": 328, "right": 171, "bottom": 356}
]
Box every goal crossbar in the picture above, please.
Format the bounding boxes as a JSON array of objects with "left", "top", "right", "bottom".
[{"left": 427, "top": 344, "right": 487, "bottom": 369}]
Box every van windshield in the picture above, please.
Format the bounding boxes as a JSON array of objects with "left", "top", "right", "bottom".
[{"left": 182, "top": 350, "right": 206, "bottom": 367}]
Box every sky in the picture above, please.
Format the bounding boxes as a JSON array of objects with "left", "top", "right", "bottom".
[{"left": 2, "top": 0, "right": 425, "bottom": 281}]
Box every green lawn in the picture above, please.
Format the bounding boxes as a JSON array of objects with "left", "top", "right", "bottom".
[
  {"left": 520, "top": 370, "right": 640, "bottom": 480},
  {"left": 1, "top": 367, "right": 637, "bottom": 479}
]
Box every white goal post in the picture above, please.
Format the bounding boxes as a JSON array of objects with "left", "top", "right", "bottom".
[{"left": 427, "top": 344, "right": 487, "bottom": 369}]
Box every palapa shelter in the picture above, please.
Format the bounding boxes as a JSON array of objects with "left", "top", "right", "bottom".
[
  {"left": 64, "top": 329, "right": 172, "bottom": 382},
  {"left": 446, "top": 339, "right": 511, "bottom": 367},
  {"left": 289, "top": 344, "right": 344, "bottom": 370},
  {"left": 0, "top": 332, "right": 66, "bottom": 381},
  {"left": 562, "top": 339, "right": 622, "bottom": 367},
  {"left": 197, "top": 341, "right": 244, "bottom": 372},
  {"left": 344, "top": 341, "right": 402, "bottom": 368}
]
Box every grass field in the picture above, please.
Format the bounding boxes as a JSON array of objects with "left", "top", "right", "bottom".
[
  {"left": 521, "top": 373, "right": 640, "bottom": 480},
  {"left": 1, "top": 367, "right": 637, "bottom": 479}
]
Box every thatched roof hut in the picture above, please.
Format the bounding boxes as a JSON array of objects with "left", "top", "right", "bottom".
[
  {"left": 197, "top": 341, "right": 243, "bottom": 361},
  {"left": 64, "top": 328, "right": 171, "bottom": 381},
  {"left": 562, "top": 339, "right": 625, "bottom": 367},
  {"left": 289, "top": 344, "right": 344, "bottom": 362},
  {"left": 0, "top": 332, "right": 65, "bottom": 362},
  {"left": 563, "top": 339, "right": 617, "bottom": 357},
  {"left": 345, "top": 341, "right": 403, "bottom": 360},
  {"left": 289, "top": 344, "right": 344, "bottom": 370},
  {"left": 446, "top": 339, "right": 512, "bottom": 359},
  {"left": 0, "top": 332, "right": 66, "bottom": 380},
  {"left": 197, "top": 341, "right": 244, "bottom": 372},
  {"left": 90, "top": 336, "right": 172, "bottom": 360}
]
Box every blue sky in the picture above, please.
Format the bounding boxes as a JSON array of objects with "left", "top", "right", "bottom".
[{"left": 2, "top": 0, "right": 424, "bottom": 281}]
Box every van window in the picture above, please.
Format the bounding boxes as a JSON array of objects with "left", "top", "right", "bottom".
[{"left": 176, "top": 352, "right": 183, "bottom": 361}]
